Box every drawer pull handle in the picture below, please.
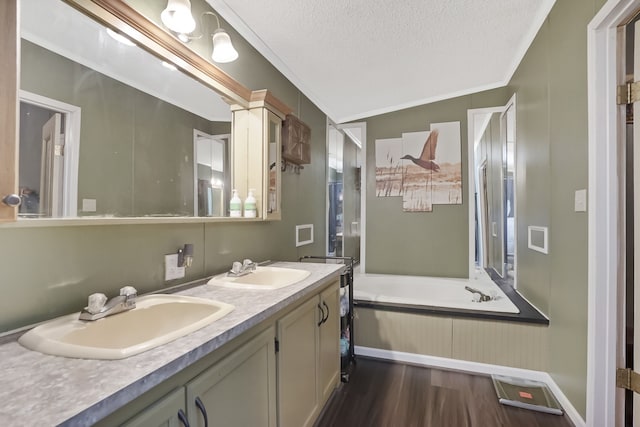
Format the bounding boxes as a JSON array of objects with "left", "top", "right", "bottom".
[
  {"left": 195, "top": 397, "right": 208, "bottom": 427},
  {"left": 177, "top": 409, "right": 190, "bottom": 427},
  {"left": 317, "top": 303, "right": 325, "bottom": 326},
  {"left": 322, "top": 301, "right": 330, "bottom": 324}
]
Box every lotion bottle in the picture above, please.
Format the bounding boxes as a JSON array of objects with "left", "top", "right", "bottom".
[
  {"left": 244, "top": 189, "right": 257, "bottom": 218},
  {"left": 230, "top": 189, "right": 242, "bottom": 217}
]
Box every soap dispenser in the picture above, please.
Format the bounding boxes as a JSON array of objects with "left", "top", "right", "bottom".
[
  {"left": 244, "top": 189, "right": 257, "bottom": 218},
  {"left": 230, "top": 189, "right": 242, "bottom": 217}
]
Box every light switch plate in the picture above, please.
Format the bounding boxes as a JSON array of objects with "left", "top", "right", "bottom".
[
  {"left": 82, "top": 199, "right": 97, "bottom": 212},
  {"left": 165, "top": 254, "right": 185, "bottom": 281},
  {"left": 574, "top": 189, "right": 587, "bottom": 212}
]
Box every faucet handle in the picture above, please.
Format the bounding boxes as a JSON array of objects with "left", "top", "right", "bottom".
[
  {"left": 120, "top": 286, "right": 137, "bottom": 298},
  {"left": 231, "top": 261, "right": 243, "bottom": 274},
  {"left": 87, "top": 293, "right": 107, "bottom": 314},
  {"left": 242, "top": 259, "right": 255, "bottom": 269}
]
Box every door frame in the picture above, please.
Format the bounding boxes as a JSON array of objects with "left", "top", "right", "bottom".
[
  {"left": 478, "top": 159, "right": 489, "bottom": 269},
  {"left": 587, "top": 1, "right": 638, "bottom": 425},
  {"left": 192, "top": 129, "right": 229, "bottom": 217},
  {"left": 19, "top": 90, "right": 81, "bottom": 217},
  {"left": 330, "top": 120, "right": 366, "bottom": 268}
]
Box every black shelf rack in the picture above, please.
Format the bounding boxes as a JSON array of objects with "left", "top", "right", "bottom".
[{"left": 299, "top": 255, "right": 356, "bottom": 382}]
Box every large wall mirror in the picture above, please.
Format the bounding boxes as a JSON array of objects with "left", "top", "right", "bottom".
[
  {"left": 18, "top": 0, "right": 238, "bottom": 219},
  {"left": 469, "top": 95, "right": 517, "bottom": 287},
  {"left": 0, "top": 0, "right": 282, "bottom": 222}
]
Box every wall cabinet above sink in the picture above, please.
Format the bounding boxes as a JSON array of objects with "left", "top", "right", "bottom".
[{"left": 232, "top": 90, "right": 291, "bottom": 221}]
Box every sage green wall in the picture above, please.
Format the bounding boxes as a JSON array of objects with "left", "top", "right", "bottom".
[
  {"left": 505, "top": 0, "right": 605, "bottom": 417},
  {"left": 363, "top": 88, "right": 508, "bottom": 277},
  {"left": 0, "top": 3, "right": 327, "bottom": 333},
  {"left": 21, "top": 40, "right": 229, "bottom": 217}
]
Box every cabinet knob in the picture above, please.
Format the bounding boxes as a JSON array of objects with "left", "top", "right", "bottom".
[{"left": 2, "top": 194, "right": 21, "bottom": 207}]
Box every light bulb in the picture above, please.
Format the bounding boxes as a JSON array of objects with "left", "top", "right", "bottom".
[
  {"left": 211, "top": 29, "right": 238, "bottom": 63},
  {"left": 161, "top": 0, "right": 196, "bottom": 34}
]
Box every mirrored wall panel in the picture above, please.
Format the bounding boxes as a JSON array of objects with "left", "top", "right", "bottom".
[{"left": 19, "top": 0, "right": 233, "bottom": 218}]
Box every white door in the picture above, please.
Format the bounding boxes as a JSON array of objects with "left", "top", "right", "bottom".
[{"left": 39, "top": 113, "right": 63, "bottom": 217}]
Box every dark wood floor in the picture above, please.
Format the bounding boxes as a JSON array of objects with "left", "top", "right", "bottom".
[{"left": 315, "top": 358, "right": 574, "bottom": 427}]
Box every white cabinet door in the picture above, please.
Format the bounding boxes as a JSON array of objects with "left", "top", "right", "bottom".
[
  {"left": 121, "top": 387, "right": 187, "bottom": 427},
  {"left": 277, "top": 280, "right": 341, "bottom": 427},
  {"left": 277, "top": 296, "right": 321, "bottom": 427},
  {"left": 186, "top": 326, "right": 277, "bottom": 427},
  {"left": 318, "top": 282, "right": 340, "bottom": 405}
]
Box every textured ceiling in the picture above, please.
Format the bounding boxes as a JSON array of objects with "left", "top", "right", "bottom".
[{"left": 208, "top": 0, "right": 555, "bottom": 123}]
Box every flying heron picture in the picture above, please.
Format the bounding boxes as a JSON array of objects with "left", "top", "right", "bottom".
[{"left": 401, "top": 129, "right": 440, "bottom": 172}]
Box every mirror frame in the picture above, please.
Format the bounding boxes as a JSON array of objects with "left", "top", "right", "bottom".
[
  {"left": 0, "top": 1, "right": 19, "bottom": 222},
  {"left": 0, "top": 0, "right": 285, "bottom": 226}
]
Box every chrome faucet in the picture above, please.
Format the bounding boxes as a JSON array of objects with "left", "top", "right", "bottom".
[
  {"left": 79, "top": 286, "right": 137, "bottom": 321},
  {"left": 227, "top": 259, "right": 257, "bottom": 277}
]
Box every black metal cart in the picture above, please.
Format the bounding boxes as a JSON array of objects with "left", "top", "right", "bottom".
[{"left": 299, "top": 255, "right": 356, "bottom": 382}]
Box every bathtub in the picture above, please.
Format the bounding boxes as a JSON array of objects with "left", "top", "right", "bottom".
[{"left": 353, "top": 269, "right": 520, "bottom": 314}]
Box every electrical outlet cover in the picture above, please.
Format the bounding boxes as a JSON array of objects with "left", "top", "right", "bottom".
[{"left": 165, "top": 254, "right": 185, "bottom": 281}]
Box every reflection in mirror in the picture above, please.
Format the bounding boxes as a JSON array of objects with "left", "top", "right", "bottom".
[
  {"left": 267, "top": 114, "right": 279, "bottom": 214},
  {"left": 194, "top": 131, "right": 230, "bottom": 217},
  {"left": 472, "top": 96, "right": 517, "bottom": 287},
  {"left": 19, "top": 0, "right": 233, "bottom": 219},
  {"left": 19, "top": 93, "right": 79, "bottom": 218},
  {"left": 326, "top": 123, "right": 362, "bottom": 260},
  {"left": 502, "top": 101, "right": 516, "bottom": 284},
  {"left": 327, "top": 125, "right": 344, "bottom": 257}
]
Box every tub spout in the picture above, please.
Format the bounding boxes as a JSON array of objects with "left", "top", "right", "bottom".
[{"left": 464, "top": 286, "right": 493, "bottom": 302}]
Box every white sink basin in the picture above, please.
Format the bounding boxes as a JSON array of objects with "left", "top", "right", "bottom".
[
  {"left": 207, "top": 266, "right": 311, "bottom": 290},
  {"left": 18, "top": 294, "right": 234, "bottom": 360}
]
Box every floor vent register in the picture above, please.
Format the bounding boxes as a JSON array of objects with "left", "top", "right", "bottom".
[{"left": 491, "top": 375, "right": 563, "bottom": 415}]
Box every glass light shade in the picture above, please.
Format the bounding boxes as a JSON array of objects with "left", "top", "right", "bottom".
[
  {"left": 161, "top": 0, "right": 196, "bottom": 34},
  {"left": 211, "top": 29, "right": 239, "bottom": 63}
]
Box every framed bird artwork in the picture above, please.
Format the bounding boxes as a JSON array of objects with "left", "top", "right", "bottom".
[{"left": 401, "top": 122, "right": 462, "bottom": 212}]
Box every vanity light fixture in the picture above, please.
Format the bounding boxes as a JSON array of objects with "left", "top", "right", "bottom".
[
  {"left": 165, "top": 9, "right": 239, "bottom": 64},
  {"left": 161, "top": 0, "right": 197, "bottom": 34},
  {"left": 210, "top": 27, "right": 238, "bottom": 63}
]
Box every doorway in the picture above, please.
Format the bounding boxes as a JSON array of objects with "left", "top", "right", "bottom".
[
  {"left": 18, "top": 91, "right": 80, "bottom": 218},
  {"left": 587, "top": 1, "right": 640, "bottom": 424},
  {"left": 193, "top": 130, "right": 230, "bottom": 217}
]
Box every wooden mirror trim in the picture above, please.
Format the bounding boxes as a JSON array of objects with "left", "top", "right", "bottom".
[
  {"left": 250, "top": 90, "right": 293, "bottom": 117},
  {"left": 0, "top": 1, "right": 18, "bottom": 222},
  {"left": 64, "top": 0, "right": 252, "bottom": 107}
]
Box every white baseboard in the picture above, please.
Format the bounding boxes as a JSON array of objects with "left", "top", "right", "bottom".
[{"left": 355, "top": 346, "right": 585, "bottom": 427}]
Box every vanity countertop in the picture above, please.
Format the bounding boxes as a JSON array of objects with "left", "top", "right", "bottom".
[{"left": 0, "top": 261, "right": 343, "bottom": 426}]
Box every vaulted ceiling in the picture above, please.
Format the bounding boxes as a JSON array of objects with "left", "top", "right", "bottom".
[{"left": 208, "top": 0, "right": 556, "bottom": 123}]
